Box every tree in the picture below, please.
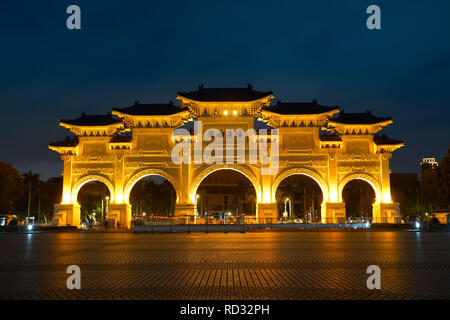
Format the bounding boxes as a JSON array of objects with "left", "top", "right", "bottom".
[
  {"left": 421, "top": 152, "right": 450, "bottom": 212},
  {"left": 436, "top": 154, "right": 450, "bottom": 209},
  {"left": 23, "top": 170, "right": 40, "bottom": 220},
  {"left": 0, "top": 161, "right": 24, "bottom": 213},
  {"left": 40, "top": 177, "right": 62, "bottom": 223}
]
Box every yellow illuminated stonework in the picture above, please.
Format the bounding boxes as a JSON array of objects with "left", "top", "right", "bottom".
[{"left": 49, "top": 86, "right": 404, "bottom": 227}]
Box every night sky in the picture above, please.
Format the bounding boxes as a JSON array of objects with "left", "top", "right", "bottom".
[{"left": 0, "top": 0, "right": 449, "bottom": 179}]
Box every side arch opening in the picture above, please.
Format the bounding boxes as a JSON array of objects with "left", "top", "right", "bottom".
[
  {"left": 342, "top": 179, "right": 377, "bottom": 221},
  {"left": 76, "top": 180, "right": 111, "bottom": 224}
]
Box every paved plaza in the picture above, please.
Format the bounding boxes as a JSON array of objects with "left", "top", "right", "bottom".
[{"left": 0, "top": 231, "right": 449, "bottom": 299}]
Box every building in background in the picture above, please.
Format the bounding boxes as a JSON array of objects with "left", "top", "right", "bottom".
[{"left": 420, "top": 158, "right": 438, "bottom": 171}]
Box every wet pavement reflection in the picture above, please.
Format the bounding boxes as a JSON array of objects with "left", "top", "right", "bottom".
[{"left": 0, "top": 231, "right": 449, "bottom": 299}]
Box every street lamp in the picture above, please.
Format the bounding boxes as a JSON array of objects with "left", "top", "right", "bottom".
[
  {"left": 105, "top": 196, "right": 109, "bottom": 220},
  {"left": 283, "top": 197, "right": 289, "bottom": 221},
  {"left": 195, "top": 194, "right": 200, "bottom": 222}
]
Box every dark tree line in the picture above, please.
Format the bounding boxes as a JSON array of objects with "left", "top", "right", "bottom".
[
  {"left": 342, "top": 180, "right": 375, "bottom": 217},
  {"left": 0, "top": 161, "right": 62, "bottom": 223},
  {"left": 419, "top": 154, "right": 450, "bottom": 213}
]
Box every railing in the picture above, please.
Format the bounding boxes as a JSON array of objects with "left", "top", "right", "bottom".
[{"left": 132, "top": 215, "right": 372, "bottom": 233}]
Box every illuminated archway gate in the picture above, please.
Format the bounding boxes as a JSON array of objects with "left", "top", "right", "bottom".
[{"left": 49, "top": 86, "right": 404, "bottom": 227}]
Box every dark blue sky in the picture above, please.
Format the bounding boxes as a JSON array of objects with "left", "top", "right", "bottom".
[{"left": 0, "top": 0, "right": 449, "bottom": 179}]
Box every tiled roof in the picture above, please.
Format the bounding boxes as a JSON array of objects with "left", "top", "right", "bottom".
[
  {"left": 49, "top": 136, "right": 79, "bottom": 147},
  {"left": 263, "top": 101, "right": 339, "bottom": 115},
  {"left": 177, "top": 85, "right": 273, "bottom": 102},
  {"left": 331, "top": 111, "right": 391, "bottom": 124},
  {"left": 61, "top": 113, "right": 121, "bottom": 126},
  {"left": 113, "top": 102, "right": 187, "bottom": 116},
  {"left": 373, "top": 134, "right": 403, "bottom": 145}
]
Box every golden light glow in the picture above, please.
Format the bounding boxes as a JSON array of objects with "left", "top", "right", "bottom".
[
  {"left": 232, "top": 110, "right": 238, "bottom": 116},
  {"left": 223, "top": 110, "right": 229, "bottom": 116},
  {"left": 115, "top": 192, "right": 123, "bottom": 203},
  {"left": 62, "top": 195, "right": 71, "bottom": 204},
  {"left": 382, "top": 191, "right": 392, "bottom": 203},
  {"left": 262, "top": 191, "right": 271, "bottom": 204},
  {"left": 329, "top": 192, "right": 338, "bottom": 203}
]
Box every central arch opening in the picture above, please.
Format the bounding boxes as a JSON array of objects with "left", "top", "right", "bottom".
[
  {"left": 129, "top": 176, "right": 177, "bottom": 218},
  {"left": 196, "top": 170, "right": 257, "bottom": 223},
  {"left": 275, "top": 175, "right": 323, "bottom": 222},
  {"left": 342, "top": 179, "right": 376, "bottom": 222}
]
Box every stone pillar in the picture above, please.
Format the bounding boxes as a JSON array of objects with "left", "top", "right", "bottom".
[
  {"left": 53, "top": 203, "right": 80, "bottom": 226},
  {"left": 379, "top": 153, "right": 393, "bottom": 203},
  {"left": 107, "top": 203, "right": 132, "bottom": 228},
  {"left": 256, "top": 203, "right": 277, "bottom": 223},
  {"left": 321, "top": 202, "right": 346, "bottom": 224},
  {"left": 113, "top": 154, "right": 125, "bottom": 203},
  {"left": 372, "top": 202, "right": 401, "bottom": 223},
  {"left": 327, "top": 152, "right": 339, "bottom": 203},
  {"left": 61, "top": 156, "right": 73, "bottom": 204},
  {"left": 174, "top": 203, "right": 196, "bottom": 224}
]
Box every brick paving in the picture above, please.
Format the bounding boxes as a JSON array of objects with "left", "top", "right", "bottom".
[{"left": 0, "top": 231, "right": 449, "bottom": 299}]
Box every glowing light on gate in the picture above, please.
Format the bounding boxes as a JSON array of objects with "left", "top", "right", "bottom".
[
  {"left": 382, "top": 191, "right": 392, "bottom": 203},
  {"left": 262, "top": 190, "right": 271, "bottom": 203},
  {"left": 232, "top": 110, "right": 238, "bottom": 116},
  {"left": 329, "top": 191, "right": 338, "bottom": 203},
  {"left": 223, "top": 110, "right": 229, "bottom": 116},
  {"left": 115, "top": 192, "right": 123, "bottom": 204},
  {"left": 62, "top": 192, "right": 71, "bottom": 204}
]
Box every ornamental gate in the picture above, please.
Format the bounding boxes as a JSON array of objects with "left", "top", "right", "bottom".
[{"left": 50, "top": 86, "right": 403, "bottom": 227}]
